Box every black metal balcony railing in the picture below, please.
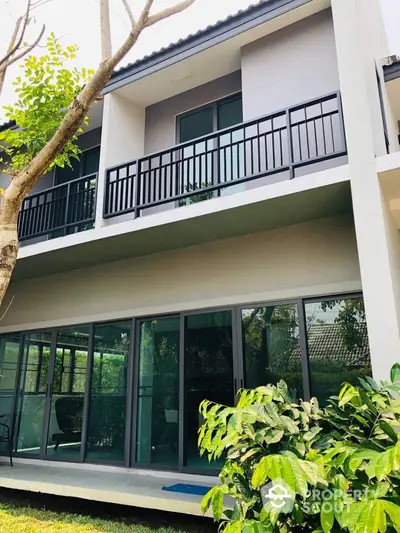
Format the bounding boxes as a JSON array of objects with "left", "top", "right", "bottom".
[
  {"left": 104, "top": 92, "right": 346, "bottom": 219},
  {"left": 18, "top": 174, "right": 97, "bottom": 242}
]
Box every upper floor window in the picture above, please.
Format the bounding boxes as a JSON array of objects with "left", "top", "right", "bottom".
[
  {"left": 54, "top": 145, "right": 100, "bottom": 185},
  {"left": 177, "top": 93, "right": 243, "bottom": 143}
]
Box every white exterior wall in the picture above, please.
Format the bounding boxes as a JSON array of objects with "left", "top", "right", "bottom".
[
  {"left": 0, "top": 215, "right": 360, "bottom": 332},
  {"left": 331, "top": 0, "right": 400, "bottom": 382},
  {"left": 240, "top": 9, "right": 347, "bottom": 179},
  {"left": 95, "top": 93, "right": 146, "bottom": 227},
  {"left": 241, "top": 10, "right": 340, "bottom": 121}
]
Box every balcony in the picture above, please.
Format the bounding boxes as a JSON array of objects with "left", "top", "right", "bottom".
[
  {"left": 18, "top": 174, "right": 97, "bottom": 242},
  {"left": 104, "top": 93, "right": 347, "bottom": 219}
]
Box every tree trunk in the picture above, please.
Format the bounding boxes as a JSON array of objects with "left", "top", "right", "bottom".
[
  {"left": 0, "top": 196, "right": 21, "bottom": 311},
  {"left": 0, "top": 0, "right": 197, "bottom": 312},
  {"left": 0, "top": 70, "right": 6, "bottom": 98},
  {"left": 100, "top": 0, "right": 112, "bottom": 60}
]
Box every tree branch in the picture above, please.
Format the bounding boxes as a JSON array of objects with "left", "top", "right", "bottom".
[
  {"left": 138, "top": 0, "right": 155, "bottom": 25},
  {"left": 0, "top": 25, "right": 45, "bottom": 72},
  {"left": 100, "top": 0, "right": 112, "bottom": 60},
  {"left": 146, "top": 0, "right": 196, "bottom": 27},
  {"left": 0, "top": 0, "right": 32, "bottom": 68},
  {"left": 0, "top": 17, "right": 22, "bottom": 68},
  {"left": 31, "top": 0, "right": 54, "bottom": 10},
  {"left": 3, "top": 0, "right": 196, "bottom": 203},
  {"left": 121, "top": 0, "right": 135, "bottom": 28}
]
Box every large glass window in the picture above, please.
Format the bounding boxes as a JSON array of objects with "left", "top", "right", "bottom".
[
  {"left": 305, "top": 297, "right": 372, "bottom": 405},
  {"left": 14, "top": 332, "right": 52, "bottom": 455},
  {"left": 184, "top": 311, "right": 234, "bottom": 470},
  {"left": 86, "top": 321, "right": 131, "bottom": 463},
  {"left": 46, "top": 327, "right": 89, "bottom": 459},
  {"left": 242, "top": 304, "right": 303, "bottom": 399},
  {"left": 136, "top": 317, "right": 180, "bottom": 468}
]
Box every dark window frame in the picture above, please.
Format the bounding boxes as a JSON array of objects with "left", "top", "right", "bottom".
[
  {"left": 175, "top": 92, "right": 243, "bottom": 144},
  {"left": 53, "top": 145, "right": 101, "bottom": 186},
  {"left": 3, "top": 290, "right": 369, "bottom": 474}
]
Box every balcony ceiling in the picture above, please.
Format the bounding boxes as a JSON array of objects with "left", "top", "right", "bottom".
[
  {"left": 114, "top": 0, "right": 330, "bottom": 108},
  {"left": 14, "top": 177, "right": 351, "bottom": 282}
]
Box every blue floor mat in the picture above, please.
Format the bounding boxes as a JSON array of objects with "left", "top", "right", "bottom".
[{"left": 162, "top": 483, "right": 212, "bottom": 496}]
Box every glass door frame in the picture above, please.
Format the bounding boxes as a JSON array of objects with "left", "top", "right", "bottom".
[
  {"left": 11, "top": 319, "right": 136, "bottom": 466},
  {"left": 12, "top": 329, "right": 56, "bottom": 459},
  {"left": 12, "top": 325, "right": 95, "bottom": 463},
  {"left": 42, "top": 325, "right": 94, "bottom": 463},
  {"left": 130, "top": 314, "right": 180, "bottom": 472},
  {"left": 129, "top": 307, "right": 243, "bottom": 476},
  {"left": 180, "top": 307, "right": 242, "bottom": 475}
]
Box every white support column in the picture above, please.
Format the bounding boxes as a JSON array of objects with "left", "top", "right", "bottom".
[
  {"left": 332, "top": 0, "right": 400, "bottom": 381},
  {"left": 95, "top": 93, "right": 146, "bottom": 228}
]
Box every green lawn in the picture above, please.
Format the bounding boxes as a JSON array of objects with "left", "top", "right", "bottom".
[{"left": 0, "top": 503, "right": 187, "bottom": 533}]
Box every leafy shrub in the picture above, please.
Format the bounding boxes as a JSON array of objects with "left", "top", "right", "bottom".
[{"left": 199, "top": 365, "right": 400, "bottom": 533}]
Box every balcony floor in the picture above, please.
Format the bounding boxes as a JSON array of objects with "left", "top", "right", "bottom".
[{"left": 0, "top": 460, "right": 217, "bottom": 516}]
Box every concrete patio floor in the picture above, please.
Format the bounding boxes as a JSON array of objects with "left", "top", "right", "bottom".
[{"left": 0, "top": 459, "right": 218, "bottom": 516}]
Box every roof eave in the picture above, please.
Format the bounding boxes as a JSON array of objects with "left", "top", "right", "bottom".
[
  {"left": 383, "top": 57, "right": 400, "bottom": 82},
  {"left": 104, "top": 0, "right": 312, "bottom": 94}
]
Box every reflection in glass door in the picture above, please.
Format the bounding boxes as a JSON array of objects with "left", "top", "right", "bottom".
[
  {"left": 45, "top": 327, "right": 89, "bottom": 459},
  {"left": 14, "top": 332, "right": 52, "bottom": 455},
  {"left": 86, "top": 321, "right": 131, "bottom": 463},
  {"left": 184, "top": 310, "right": 235, "bottom": 470},
  {"left": 136, "top": 317, "right": 180, "bottom": 469},
  {"left": 241, "top": 304, "right": 303, "bottom": 399}
]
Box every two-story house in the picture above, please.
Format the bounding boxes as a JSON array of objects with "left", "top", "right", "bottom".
[{"left": 0, "top": 0, "right": 400, "bottom": 511}]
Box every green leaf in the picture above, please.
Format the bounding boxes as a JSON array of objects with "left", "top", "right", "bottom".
[
  {"left": 292, "top": 503, "right": 304, "bottom": 525},
  {"left": 263, "top": 429, "right": 284, "bottom": 445},
  {"left": 251, "top": 455, "right": 315, "bottom": 496},
  {"left": 349, "top": 449, "right": 380, "bottom": 474},
  {"left": 320, "top": 503, "right": 334, "bottom": 533},
  {"left": 378, "top": 420, "right": 398, "bottom": 443},
  {"left": 201, "top": 486, "right": 216, "bottom": 514},
  {"left": 367, "top": 442, "right": 400, "bottom": 480},
  {"left": 390, "top": 363, "right": 400, "bottom": 384},
  {"left": 212, "top": 489, "right": 224, "bottom": 521},
  {"left": 303, "top": 426, "right": 323, "bottom": 442},
  {"left": 252, "top": 457, "right": 269, "bottom": 488},
  {"left": 343, "top": 500, "right": 400, "bottom": 533},
  {"left": 338, "top": 384, "right": 359, "bottom": 408},
  {"left": 277, "top": 380, "right": 292, "bottom": 403},
  {"left": 241, "top": 448, "right": 259, "bottom": 462}
]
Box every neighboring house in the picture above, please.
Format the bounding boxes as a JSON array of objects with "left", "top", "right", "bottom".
[{"left": 0, "top": 0, "right": 400, "bottom": 480}]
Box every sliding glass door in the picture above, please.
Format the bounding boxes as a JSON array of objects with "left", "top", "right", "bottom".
[
  {"left": 183, "top": 310, "right": 236, "bottom": 470},
  {"left": 86, "top": 321, "right": 131, "bottom": 463},
  {"left": 5, "top": 293, "right": 372, "bottom": 472},
  {"left": 14, "top": 331, "right": 52, "bottom": 455},
  {"left": 45, "top": 327, "right": 90, "bottom": 459},
  {"left": 136, "top": 317, "right": 180, "bottom": 469}
]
